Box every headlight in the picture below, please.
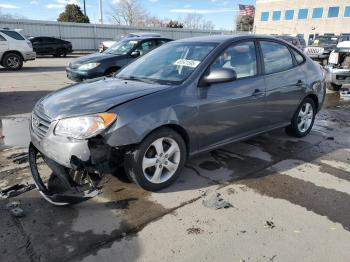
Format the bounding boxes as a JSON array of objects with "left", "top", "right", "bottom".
[
  {"left": 54, "top": 113, "right": 116, "bottom": 139},
  {"left": 78, "top": 63, "right": 100, "bottom": 70}
]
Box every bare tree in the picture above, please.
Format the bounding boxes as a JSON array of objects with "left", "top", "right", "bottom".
[
  {"left": 109, "top": 0, "right": 148, "bottom": 26},
  {"left": 181, "top": 14, "right": 214, "bottom": 30},
  {"left": 0, "top": 9, "right": 26, "bottom": 19}
]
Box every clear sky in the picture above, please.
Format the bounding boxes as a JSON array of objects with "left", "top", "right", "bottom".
[{"left": 0, "top": 0, "right": 255, "bottom": 30}]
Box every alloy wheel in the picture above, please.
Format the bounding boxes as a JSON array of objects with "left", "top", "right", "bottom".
[
  {"left": 297, "top": 102, "right": 314, "bottom": 133},
  {"left": 7, "top": 56, "right": 20, "bottom": 69},
  {"left": 142, "top": 137, "right": 181, "bottom": 184}
]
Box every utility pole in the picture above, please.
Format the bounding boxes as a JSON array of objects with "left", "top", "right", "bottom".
[
  {"left": 99, "top": 0, "right": 103, "bottom": 24},
  {"left": 83, "top": 0, "right": 86, "bottom": 16}
]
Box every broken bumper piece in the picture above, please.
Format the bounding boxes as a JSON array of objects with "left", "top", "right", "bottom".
[{"left": 28, "top": 143, "right": 99, "bottom": 206}]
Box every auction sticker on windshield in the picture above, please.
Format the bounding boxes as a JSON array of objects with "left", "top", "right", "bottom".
[{"left": 174, "top": 59, "right": 200, "bottom": 68}]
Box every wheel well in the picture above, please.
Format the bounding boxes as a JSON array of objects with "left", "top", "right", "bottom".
[
  {"left": 305, "top": 94, "right": 319, "bottom": 111},
  {"left": 1, "top": 51, "right": 23, "bottom": 62}
]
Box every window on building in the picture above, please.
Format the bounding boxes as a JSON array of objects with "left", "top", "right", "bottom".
[
  {"left": 272, "top": 11, "right": 281, "bottom": 21},
  {"left": 261, "top": 12, "right": 269, "bottom": 21},
  {"left": 285, "top": 10, "right": 294, "bottom": 20},
  {"left": 260, "top": 41, "right": 294, "bottom": 74},
  {"left": 328, "top": 6, "right": 339, "bottom": 18},
  {"left": 345, "top": 6, "right": 350, "bottom": 17},
  {"left": 298, "top": 9, "right": 308, "bottom": 19},
  {"left": 312, "top": 8, "right": 323, "bottom": 18}
]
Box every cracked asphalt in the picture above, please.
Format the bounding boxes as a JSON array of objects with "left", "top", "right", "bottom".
[{"left": 1, "top": 57, "right": 350, "bottom": 262}]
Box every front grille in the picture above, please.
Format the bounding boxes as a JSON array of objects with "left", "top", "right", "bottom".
[{"left": 31, "top": 107, "right": 52, "bottom": 140}]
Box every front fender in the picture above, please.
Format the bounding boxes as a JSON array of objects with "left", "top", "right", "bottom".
[{"left": 102, "top": 87, "right": 198, "bottom": 153}]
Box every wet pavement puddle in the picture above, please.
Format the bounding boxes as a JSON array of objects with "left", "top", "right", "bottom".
[{"left": 0, "top": 117, "right": 30, "bottom": 149}]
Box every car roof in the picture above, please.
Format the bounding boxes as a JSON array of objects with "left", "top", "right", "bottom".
[
  {"left": 128, "top": 32, "right": 161, "bottom": 37},
  {"left": 173, "top": 34, "right": 284, "bottom": 44},
  {"left": 123, "top": 36, "right": 172, "bottom": 41}
]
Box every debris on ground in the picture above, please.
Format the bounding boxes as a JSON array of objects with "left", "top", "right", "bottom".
[
  {"left": 187, "top": 227, "right": 204, "bottom": 235},
  {"left": 5, "top": 201, "right": 20, "bottom": 209},
  {"left": 0, "top": 183, "right": 35, "bottom": 198},
  {"left": 7, "top": 152, "right": 28, "bottom": 164},
  {"left": 9, "top": 207, "right": 25, "bottom": 217},
  {"left": 4, "top": 201, "right": 25, "bottom": 217},
  {"left": 340, "top": 88, "right": 350, "bottom": 99},
  {"left": 265, "top": 220, "right": 275, "bottom": 229},
  {"left": 202, "top": 193, "right": 233, "bottom": 209},
  {"left": 327, "top": 137, "right": 335, "bottom": 140}
]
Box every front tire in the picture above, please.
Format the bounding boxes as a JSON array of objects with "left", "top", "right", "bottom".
[
  {"left": 286, "top": 98, "right": 316, "bottom": 138},
  {"left": 124, "top": 128, "right": 187, "bottom": 191},
  {"left": 3, "top": 53, "right": 23, "bottom": 70}
]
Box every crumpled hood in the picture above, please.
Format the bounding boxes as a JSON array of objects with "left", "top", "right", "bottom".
[
  {"left": 37, "top": 77, "right": 169, "bottom": 120},
  {"left": 69, "top": 52, "right": 124, "bottom": 67}
]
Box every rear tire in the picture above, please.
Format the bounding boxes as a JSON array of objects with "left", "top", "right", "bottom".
[
  {"left": 3, "top": 53, "right": 23, "bottom": 70},
  {"left": 55, "top": 48, "right": 66, "bottom": 58},
  {"left": 327, "top": 82, "right": 341, "bottom": 91},
  {"left": 286, "top": 98, "right": 316, "bottom": 138},
  {"left": 124, "top": 128, "right": 187, "bottom": 191}
]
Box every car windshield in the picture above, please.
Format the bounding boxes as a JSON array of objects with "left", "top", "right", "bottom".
[
  {"left": 117, "top": 42, "right": 217, "bottom": 85},
  {"left": 104, "top": 39, "right": 139, "bottom": 55},
  {"left": 312, "top": 37, "right": 338, "bottom": 46}
]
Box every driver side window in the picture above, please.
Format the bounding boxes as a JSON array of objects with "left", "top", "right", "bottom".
[
  {"left": 210, "top": 41, "right": 257, "bottom": 79},
  {"left": 136, "top": 40, "right": 156, "bottom": 56}
]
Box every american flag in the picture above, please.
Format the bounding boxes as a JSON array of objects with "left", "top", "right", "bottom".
[{"left": 239, "top": 4, "right": 255, "bottom": 17}]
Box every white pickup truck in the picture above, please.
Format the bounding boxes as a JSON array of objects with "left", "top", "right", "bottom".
[
  {"left": 0, "top": 28, "right": 36, "bottom": 70},
  {"left": 325, "top": 41, "right": 350, "bottom": 90}
]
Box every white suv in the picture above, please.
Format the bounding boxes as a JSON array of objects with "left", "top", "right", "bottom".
[{"left": 0, "top": 29, "right": 36, "bottom": 70}]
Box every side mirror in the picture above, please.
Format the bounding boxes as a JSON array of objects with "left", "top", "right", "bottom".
[
  {"left": 130, "top": 50, "right": 140, "bottom": 58},
  {"left": 199, "top": 68, "right": 237, "bottom": 87}
]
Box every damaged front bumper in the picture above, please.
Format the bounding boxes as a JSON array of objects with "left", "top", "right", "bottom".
[
  {"left": 29, "top": 120, "right": 124, "bottom": 205},
  {"left": 325, "top": 66, "right": 350, "bottom": 86},
  {"left": 28, "top": 143, "right": 99, "bottom": 205}
]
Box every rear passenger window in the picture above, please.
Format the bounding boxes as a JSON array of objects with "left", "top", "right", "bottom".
[
  {"left": 0, "top": 34, "right": 6, "bottom": 41},
  {"left": 291, "top": 49, "right": 305, "bottom": 64},
  {"left": 0, "top": 30, "right": 25, "bottom": 40},
  {"left": 260, "top": 41, "right": 294, "bottom": 74},
  {"left": 210, "top": 41, "right": 257, "bottom": 79}
]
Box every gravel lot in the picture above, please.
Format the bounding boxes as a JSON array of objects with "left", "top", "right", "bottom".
[{"left": 1, "top": 56, "right": 350, "bottom": 262}]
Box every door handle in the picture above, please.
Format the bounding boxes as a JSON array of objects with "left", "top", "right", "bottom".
[
  {"left": 296, "top": 80, "right": 304, "bottom": 87},
  {"left": 252, "top": 89, "right": 264, "bottom": 97}
]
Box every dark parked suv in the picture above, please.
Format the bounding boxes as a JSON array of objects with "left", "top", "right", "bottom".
[
  {"left": 30, "top": 37, "right": 73, "bottom": 57},
  {"left": 29, "top": 35, "right": 326, "bottom": 205},
  {"left": 66, "top": 36, "right": 172, "bottom": 82}
]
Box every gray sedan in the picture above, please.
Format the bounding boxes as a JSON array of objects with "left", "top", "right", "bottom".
[{"left": 29, "top": 35, "right": 326, "bottom": 205}]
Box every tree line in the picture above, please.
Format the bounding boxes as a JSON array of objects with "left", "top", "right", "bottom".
[{"left": 57, "top": 0, "right": 215, "bottom": 30}]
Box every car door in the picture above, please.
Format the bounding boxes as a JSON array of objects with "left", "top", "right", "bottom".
[
  {"left": 46, "top": 38, "right": 58, "bottom": 54},
  {"left": 259, "top": 40, "right": 306, "bottom": 126},
  {"left": 196, "top": 40, "right": 267, "bottom": 149},
  {"left": 0, "top": 33, "right": 9, "bottom": 60}
]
